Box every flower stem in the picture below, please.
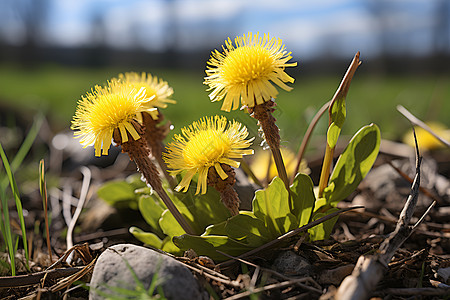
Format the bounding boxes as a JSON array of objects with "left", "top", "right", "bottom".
[
  {"left": 291, "top": 100, "right": 330, "bottom": 184},
  {"left": 141, "top": 112, "right": 177, "bottom": 189},
  {"left": 317, "top": 52, "right": 361, "bottom": 197},
  {"left": 270, "top": 147, "right": 289, "bottom": 190},
  {"left": 249, "top": 99, "right": 290, "bottom": 190},
  {"left": 133, "top": 154, "right": 196, "bottom": 235},
  {"left": 114, "top": 125, "right": 196, "bottom": 235},
  {"left": 318, "top": 143, "right": 335, "bottom": 198}
]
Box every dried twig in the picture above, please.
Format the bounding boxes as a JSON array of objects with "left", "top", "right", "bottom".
[
  {"left": 382, "top": 287, "right": 450, "bottom": 297},
  {"left": 387, "top": 160, "right": 444, "bottom": 205},
  {"left": 217, "top": 250, "right": 322, "bottom": 293},
  {"left": 0, "top": 267, "right": 85, "bottom": 288},
  {"left": 224, "top": 278, "right": 318, "bottom": 300},
  {"left": 397, "top": 105, "right": 450, "bottom": 148},
  {"left": 48, "top": 258, "right": 96, "bottom": 292},
  {"left": 181, "top": 263, "right": 242, "bottom": 288},
  {"left": 330, "top": 130, "right": 432, "bottom": 300}
]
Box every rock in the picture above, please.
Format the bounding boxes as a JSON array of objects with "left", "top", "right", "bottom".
[
  {"left": 271, "top": 250, "right": 313, "bottom": 276},
  {"left": 437, "top": 267, "right": 450, "bottom": 284},
  {"left": 318, "top": 264, "right": 355, "bottom": 285},
  {"left": 90, "top": 244, "right": 205, "bottom": 300}
]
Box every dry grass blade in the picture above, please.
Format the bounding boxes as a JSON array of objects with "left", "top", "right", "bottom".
[
  {"left": 217, "top": 250, "right": 322, "bottom": 293},
  {"left": 223, "top": 278, "right": 320, "bottom": 300},
  {"left": 46, "top": 243, "right": 92, "bottom": 270},
  {"left": 383, "top": 287, "right": 450, "bottom": 297},
  {"left": 181, "top": 262, "right": 242, "bottom": 288},
  {"left": 0, "top": 267, "right": 86, "bottom": 288},
  {"left": 48, "top": 258, "right": 96, "bottom": 292},
  {"left": 66, "top": 167, "right": 91, "bottom": 253},
  {"left": 387, "top": 160, "right": 444, "bottom": 205},
  {"left": 397, "top": 104, "right": 450, "bottom": 147}
]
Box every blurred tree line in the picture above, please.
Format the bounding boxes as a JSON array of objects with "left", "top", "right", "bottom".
[{"left": 0, "top": 0, "right": 449, "bottom": 74}]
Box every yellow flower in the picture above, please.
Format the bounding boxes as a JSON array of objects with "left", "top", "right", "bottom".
[
  {"left": 250, "top": 148, "right": 310, "bottom": 183},
  {"left": 164, "top": 115, "right": 254, "bottom": 194},
  {"left": 402, "top": 122, "right": 450, "bottom": 151},
  {"left": 71, "top": 81, "right": 157, "bottom": 156},
  {"left": 115, "top": 72, "right": 175, "bottom": 112},
  {"left": 204, "top": 32, "right": 297, "bottom": 112}
]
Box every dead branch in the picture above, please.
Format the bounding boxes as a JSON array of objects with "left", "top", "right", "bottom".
[
  {"left": 327, "top": 132, "right": 430, "bottom": 300},
  {"left": 0, "top": 267, "right": 85, "bottom": 288}
]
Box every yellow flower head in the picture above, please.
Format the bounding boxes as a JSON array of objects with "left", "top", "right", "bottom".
[
  {"left": 250, "top": 148, "right": 310, "bottom": 183},
  {"left": 402, "top": 121, "right": 450, "bottom": 151},
  {"left": 204, "top": 32, "right": 297, "bottom": 112},
  {"left": 115, "top": 72, "right": 176, "bottom": 113},
  {"left": 164, "top": 115, "right": 254, "bottom": 194},
  {"left": 71, "top": 81, "right": 157, "bottom": 156}
]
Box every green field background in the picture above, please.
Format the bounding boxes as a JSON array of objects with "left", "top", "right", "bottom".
[{"left": 0, "top": 63, "right": 449, "bottom": 152}]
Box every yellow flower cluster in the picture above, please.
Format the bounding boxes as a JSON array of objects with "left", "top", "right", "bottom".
[
  {"left": 71, "top": 72, "right": 175, "bottom": 156},
  {"left": 72, "top": 32, "right": 295, "bottom": 195}
]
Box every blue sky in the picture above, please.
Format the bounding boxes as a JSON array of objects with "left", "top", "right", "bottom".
[{"left": 1, "top": 0, "right": 448, "bottom": 60}]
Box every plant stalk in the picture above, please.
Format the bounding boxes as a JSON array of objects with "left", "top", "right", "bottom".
[
  {"left": 249, "top": 100, "right": 290, "bottom": 190},
  {"left": 114, "top": 125, "right": 196, "bottom": 235},
  {"left": 317, "top": 52, "right": 361, "bottom": 197},
  {"left": 291, "top": 100, "right": 330, "bottom": 184}
]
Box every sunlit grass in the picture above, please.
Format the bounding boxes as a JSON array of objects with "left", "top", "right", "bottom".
[
  {"left": 0, "top": 63, "right": 449, "bottom": 148},
  {"left": 0, "top": 115, "right": 43, "bottom": 275}
]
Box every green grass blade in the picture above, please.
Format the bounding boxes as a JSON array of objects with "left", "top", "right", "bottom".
[
  {"left": 0, "top": 114, "right": 44, "bottom": 190},
  {"left": 0, "top": 186, "right": 15, "bottom": 275},
  {"left": 11, "top": 114, "right": 44, "bottom": 171},
  {"left": 39, "top": 159, "right": 52, "bottom": 261},
  {"left": 0, "top": 143, "right": 29, "bottom": 270}
]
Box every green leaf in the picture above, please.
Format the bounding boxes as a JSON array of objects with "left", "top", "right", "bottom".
[
  {"left": 125, "top": 174, "right": 147, "bottom": 190},
  {"left": 253, "top": 177, "right": 293, "bottom": 237},
  {"left": 324, "top": 124, "right": 381, "bottom": 205},
  {"left": 173, "top": 234, "right": 253, "bottom": 261},
  {"left": 161, "top": 236, "right": 183, "bottom": 255},
  {"left": 308, "top": 208, "right": 340, "bottom": 241},
  {"left": 274, "top": 213, "right": 298, "bottom": 234},
  {"left": 290, "top": 173, "right": 316, "bottom": 227},
  {"left": 129, "top": 227, "right": 163, "bottom": 249},
  {"left": 313, "top": 198, "right": 327, "bottom": 212},
  {"left": 327, "top": 97, "right": 346, "bottom": 148},
  {"left": 138, "top": 195, "right": 165, "bottom": 236},
  {"left": 204, "top": 221, "right": 227, "bottom": 236},
  {"left": 97, "top": 180, "right": 137, "bottom": 208},
  {"left": 159, "top": 210, "right": 185, "bottom": 237},
  {"left": 168, "top": 184, "right": 231, "bottom": 234},
  {"left": 224, "top": 214, "right": 271, "bottom": 246}
]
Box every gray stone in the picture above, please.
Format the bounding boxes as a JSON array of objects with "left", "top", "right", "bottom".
[
  {"left": 271, "top": 250, "right": 312, "bottom": 276},
  {"left": 89, "top": 244, "right": 205, "bottom": 300}
]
